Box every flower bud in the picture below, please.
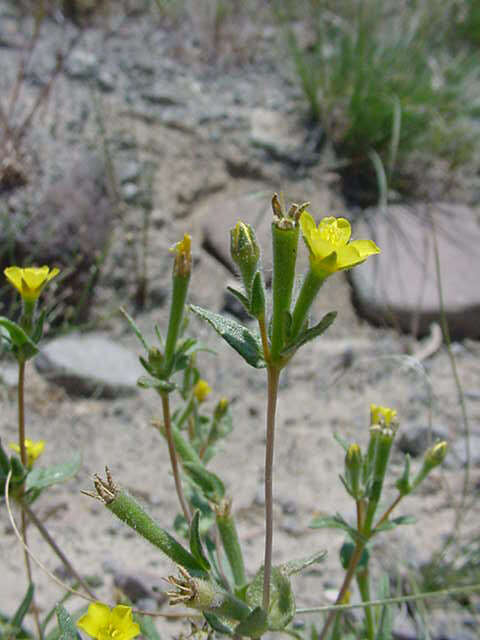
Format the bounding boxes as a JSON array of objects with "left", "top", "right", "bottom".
[
  {"left": 214, "top": 397, "right": 229, "bottom": 421},
  {"left": 193, "top": 379, "right": 212, "bottom": 404},
  {"left": 171, "top": 234, "right": 192, "bottom": 278},
  {"left": 230, "top": 221, "right": 260, "bottom": 294},
  {"left": 370, "top": 404, "right": 397, "bottom": 428},
  {"left": 424, "top": 440, "right": 448, "bottom": 469},
  {"left": 345, "top": 443, "right": 362, "bottom": 499}
]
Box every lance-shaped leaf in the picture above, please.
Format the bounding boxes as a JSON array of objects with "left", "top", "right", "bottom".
[
  {"left": 0, "top": 317, "right": 39, "bottom": 358},
  {"left": 235, "top": 607, "right": 269, "bottom": 637},
  {"left": 26, "top": 452, "right": 81, "bottom": 492},
  {"left": 281, "top": 550, "right": 327, "bottom": 576},
  {"left": 226, "top": 287, "right": 251, "bottom": 315},
  {"left": 310, "top": 514, "right": 365, "bottom": 544},
  {"left": 136, "top": 614, "right": 162, "bottom": 640},
  {"left": 204, "top": 612, "right": 234, "bottom": 636},
  {"left": 189, "top": 510, "right": 211, "bottom": 571},
  {"left": 190, "top": 305, "right": 265, "bottom": 368},
  {"left": 246, "top": 567, "right": 295, "bottom": 631},
  {"left": 184, "top": 462, "right": 225, "bottom": 503},
  {"left": 373, "top": 514, "right": 416, "bottom": 534},
  {"left": 281, "top": 311, "right": 337, "bottom": 357},
  {"left": 11, "top": 584, "right": 34, "bottom": 630},
  {"left": 120, "top": 307, "right": 149, "bottom": 351},
  {"left": 137, "top": 376, "right": 176, "bottom": 393},
  {"left": 55, "top": 604, "right": 78, "bottom": 640}
]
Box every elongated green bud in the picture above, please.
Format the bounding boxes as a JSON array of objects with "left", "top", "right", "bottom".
[
  {"left": 166, "top": 566, "right": 250, "bottom": 621},
  {"left": 164, "top": 235, "right": 192, "bottom": 376},
  {"left": 290, "top": 268, "right": 326, "bottom": 342},
  {"left": 364, "top": 426, "right": 396, "bottom": 535},
  {"left": 345, "top": 443, "right": 363, "bottom": 499},
  {"left": 410, "top": 441, "right": 448, "bottom": 491},
  {"left": 230, "top": 221, "right": 260, "bottom": 296},
  {"left": 88, "top": 469, "right": 204, "bottom": 575},
  {"left": 215, "top": 498, "right": 247, "bottom": 589}
]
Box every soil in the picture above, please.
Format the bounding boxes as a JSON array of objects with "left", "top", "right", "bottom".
[{"left": 0, "top": 4, "right": 479, "bottom": 639}]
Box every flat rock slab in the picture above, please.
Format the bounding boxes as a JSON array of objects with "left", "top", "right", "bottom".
[
  {"left": 350, "top": 203, "right": 480, "bottom": 338},
  {"left": 35, "top": 333, "right": 143, "bottom": 398}
]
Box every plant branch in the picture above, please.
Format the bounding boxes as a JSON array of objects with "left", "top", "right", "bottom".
[
  {"left": 161, "top": 392, "right": 191, "bottom": 523},
  {"left": 262, "top": 365, "right": 280, "bottom": 611}
]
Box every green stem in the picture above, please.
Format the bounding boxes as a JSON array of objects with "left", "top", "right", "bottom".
[
  {"left": 356, "top": 568, "right": 374, "bottom": 640},
  {"left": 161, "top": 393, "right": 191, "bottom": 523},
  {"left": 263, "top": 365, "right": 280, "bottom": 610}
]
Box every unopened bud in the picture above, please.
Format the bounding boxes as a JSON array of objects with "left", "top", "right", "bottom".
[
  {"left": 214, "top": 397, "right": 229, "bottom": 421},
  {"left": 171, "top": 234, "right": 192, "bottom": 278},
  {"left": 425, "top": 440, "right": 448, "bottom": 469},
  {"left": 148, "top": 347, "right": 163, "bottom": 371},
  {"left": 193, "top": 379, "right": 212, "bottom": 404},
  {"left": 230, "top": 221, "right": 260, "bottom": 293},
  {"left": 345, "top": 443, "right": 362, "bottom": 498}
]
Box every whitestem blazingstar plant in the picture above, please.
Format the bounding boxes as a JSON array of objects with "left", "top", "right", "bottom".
[{"left": 2, "top": 195, "right": 451, "bottom": 640}]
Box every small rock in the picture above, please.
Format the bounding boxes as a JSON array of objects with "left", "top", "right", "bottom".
[
  {"left": 281, "top": 516, "right": 304, "bottom": 537},
  {"left": 396, "top": 423, "right": 449, "bottom": 458},
  {"left": 142, "top": 88, "right": 184, "bottom": 106},
  {"left": 66, "top": 50, "right": 98, "bottom": 80},
  {"left": 351, "top": 204, "right": 480, "bottom": 339},
  {"left": 35, "top": 333, "right": 143, "bottom": 398},
  {"left": 118, "top": 161, "right": 141, "bottom": 185},
  {"left": 97, "top": 69, "right": 116, "bottom": 92},
  {"left": 123, "top": 182, "right": 140, "bottom": 203},
  {"left": 249, "top": 108, "right": 309, "bottom": 164}
]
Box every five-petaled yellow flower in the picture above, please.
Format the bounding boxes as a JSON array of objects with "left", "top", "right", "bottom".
[
  {"left": 370, "top": 404, "right": 397, "bottom": 427},
  {"left": 300, "top": 213, "right": 380, "bottom": 279},
  {"left": 9, "top": 439, "right": 45, "bottom": 468},
  {"left": 77, "top": 603, "right": 140, "bottom": 640},
  {"left": 193, "top": 379, "right": 212, "bottom": 403},
  {"left": 4, "top": 266, "right": 59, "bottom": 302}
]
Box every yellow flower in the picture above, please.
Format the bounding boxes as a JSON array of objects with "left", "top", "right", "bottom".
[
  {"left": 77, "top": 603, "right": 140, "bottom": 640},
  {"left": 171, "top": 234, "right": 192, "bottom": 278},
  {"left": 300, "top": 212, "right": 380, "bottom": 278},
  {"left": 193, "top": 379, "right": 212, "bottom": 403},
  {"left": 4, "top": 266, "right": 59, "bottom": 302},
  {"left": 370, "top": 404, "right": 397, "bottom": 427},
  {"left": 9, "top": 439, "right": 45, "bottom": 468}
]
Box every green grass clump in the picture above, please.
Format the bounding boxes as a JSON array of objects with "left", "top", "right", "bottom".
[{"left": 278, "top": 0, "right": 480, "bottom": 202}]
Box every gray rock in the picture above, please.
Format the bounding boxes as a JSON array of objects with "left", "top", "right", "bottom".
[
  {"left": 117, "top": 161, "right": 141, "bottom": 185},
  {"left": 0, "top": 361, "right": 18, "bottom": 388},
  {"left": 396, "top": 423, "right": 449, "bottom": 458},
  {"left": 0, "top": 153, "right": 113, "bottom": 324},
  {"left": 114, "top": 571, "right": 166, "bottom": 605},
  {"left": 141, "top": 88, "right": 184, "bottom": 106},
  {"left": 65, "top": 50, "right": 98, "bottom": 80},
  {"left": 97, "top": 70, "right": 117, "bottom": 93},
  {"left": 35, "top": 333, "right": 143, "bottom": 398},
  {"left": 122, "top": 182, "right": 140, "bottom": 203},
  {"left": 350, "top": 204, "right": 480, "bottom": 339}
]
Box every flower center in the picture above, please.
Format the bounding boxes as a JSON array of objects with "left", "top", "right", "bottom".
[
  {"left": 319, "top": 225, "right": 342, "bottom": 247},
  {"left": 99, "top": 624, "right": 122, "bottom": 640}
]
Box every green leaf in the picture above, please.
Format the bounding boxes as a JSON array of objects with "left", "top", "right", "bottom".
[
  {"left": 137, "top": 376, "right": 175, "bottom": 393},
  {"left": 310, "top": 514, "right": 365, "bottom": 544},
  {"left": 246, "top": 567, "right": 295, "bottom": 631},
  {"left": 333, "top": 432, "right": 350, "bottom": 453},
  {"left": 250, "top": 272, "right": 266, "bottom": 319},
  {"left": 0, "top": 317, "right": 39, "bottom": 358},
  {"left": 136, "top": 614, "right": 162, "bottom": 640},
  {"left": 234, "top": 607, "right": 269, "bottom": 637},
  {"left": 183, "top": 462, "right": 225, "bottom": 503},
  {"left": 189, "top": 510, "right": 211, "bottom": 571},
  {"left": 55, "top": 604, "right": 78, "bottom": 640},
  {"left": 26, "top": 452, "right": 81, "bottom": 492},
  {"left": 339, "top": 542, "right": 369, "bottom": 571},
  {"left": 120, "top": 307, "right": 149, "bottom": 351},
  {"left": 203, "top": 612, "right": 234, "bottom": 636},
  {"left": 282, "top": 311, "right": 337, "bottom": 356},
  {"left": 0, "top": 440, "right": 11, "bottom": 475},
  {"left": 11, "top": 584, "right": 34, "bottom": 628},
  {"left": 190, "top": 305, "right": 265, "bottom": 368},
  {"left": 226, "top": 286, "right": 251, "bottom": 313},
  {"left": 374, "top": 514, "right": 416, "bottom": 534},
  {"left": 281, "top": 550, "right": 327, "bottom": 576}
]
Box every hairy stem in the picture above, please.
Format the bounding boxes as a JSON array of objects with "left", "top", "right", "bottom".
[
  {"left": 262, "top": 366, "right": 280, "bottom": 611},
  {"left": 161, "top": 393, "right": 191, "bottom": 523}
]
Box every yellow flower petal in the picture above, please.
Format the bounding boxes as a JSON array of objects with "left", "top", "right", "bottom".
[
  {"left": 193, "top": 379, "right": 212, "bottom": 403},
  {"left": 370, "top": 404, "right": 397, "bottom": 427},
  {"left": 77, "top": 603, "right": 111, "bottom": 637},
  {"left": 9, "top": 439, "right": 45, "bottom": 467},
  {"left": 4, "top": 266, "right": 59, "bottom": 302},
  {"left": 300, "top": 212, "right": 380, "bottom": 278}
]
